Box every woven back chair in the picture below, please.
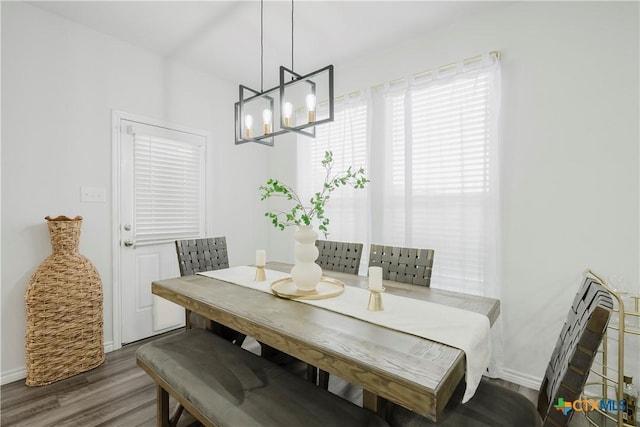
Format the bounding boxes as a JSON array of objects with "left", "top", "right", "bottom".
[
  {"left": 536, "top": 273, "right": 613, "bottom": 426},
  {"left": 315, "top": 240, "right": 364, "bottom": 274},
  {"left": 175, "top": 237, "right": 242, "bottom": 344},
  {"left": 389, "top": 273, "right": 613, "bottom": 427},
  {"left": 175, "top": 237, "right": 229, "bottom": 276},
  {"left": 368, "top": 244, "right": 435, "bottom": 286}
]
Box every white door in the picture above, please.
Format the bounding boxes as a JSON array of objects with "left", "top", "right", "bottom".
[{"left": 118, "top": 118, "right": 207, "bottom": 344}]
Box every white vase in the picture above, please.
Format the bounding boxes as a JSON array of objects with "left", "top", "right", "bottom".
[{"left": 290, "top": 225, "right": 322, "bottom": 292}]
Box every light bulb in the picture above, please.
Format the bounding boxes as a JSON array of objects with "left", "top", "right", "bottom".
[
  {"left": 262, "top": 109, "right": 272, "bottom": 134},
  {"left": 283, "top": 101, "right": 293, "bottom": 127},
  {"left": 306, "top": 93, "right": 316, "bottom": 123},
  {"left": 305, "top": 94, "right": 316, "bottom": 110},
  {"left": 244, "top": 114, "right": 253, "bottom": 138}
]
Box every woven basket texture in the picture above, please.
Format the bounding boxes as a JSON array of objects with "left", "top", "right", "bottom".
[{"left": 25, "top": 216, "right": 105, "bottom": 386}]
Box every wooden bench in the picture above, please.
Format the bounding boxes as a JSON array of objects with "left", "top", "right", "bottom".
[{"left": 136, "top": 329, "right": 390, "bottom": 427}]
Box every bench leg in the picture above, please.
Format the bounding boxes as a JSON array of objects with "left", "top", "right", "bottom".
[
  {"left": 157, "top": 385, "right": 170, "bottom": 427},
  {"left": 169, "top": 404, "right": 184, "bottom": 427}
]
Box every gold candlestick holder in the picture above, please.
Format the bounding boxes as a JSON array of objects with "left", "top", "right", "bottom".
[
  {"left": 367, "top": 287, "right": 385, "bottom": 311},
  {"left": 255, "top": 265, "right": 266, "bottom": 281}
]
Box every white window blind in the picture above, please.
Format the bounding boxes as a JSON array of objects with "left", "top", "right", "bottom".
[
  {"left": 410, "top": 76, "right": 490, "bottom": 195},
  {"left": 134, "top": 134, "right": 205, "bottom": 246},
  {"left": 383, "top": 69, "right": 495, "bottom": 295}
]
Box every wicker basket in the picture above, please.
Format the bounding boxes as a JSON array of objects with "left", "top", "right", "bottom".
[{"left": 25, "top": 215, "right": 105, "bottom": 386}]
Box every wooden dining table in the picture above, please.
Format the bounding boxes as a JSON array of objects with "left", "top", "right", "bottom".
[{"left": 152, "top": 261, "right": 500, "bottom": 422}]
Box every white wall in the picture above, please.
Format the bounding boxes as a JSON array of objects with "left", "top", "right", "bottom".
[
  {"left": 333, "top": 1, "right": 639, "bottom": 386},
  {"left": 0, "top": 2, "right": 269, "bottom": 382}
]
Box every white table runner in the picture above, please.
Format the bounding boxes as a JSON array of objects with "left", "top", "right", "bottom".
[{"left": 198, "top": 265, "right": 491, "bottom": 402}]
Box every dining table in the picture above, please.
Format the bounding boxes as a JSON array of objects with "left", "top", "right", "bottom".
[{"left": 151, "top": 261, "right": 500, "bottom": 422}]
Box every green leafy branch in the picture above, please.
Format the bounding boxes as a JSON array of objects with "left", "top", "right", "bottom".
[{"left": 259, "top": 151, "right": 369, "bottom": 236}]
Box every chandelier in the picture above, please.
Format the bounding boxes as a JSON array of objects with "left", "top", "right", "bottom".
[{"left": 235, "top": 0, "right": 334, "bottom": 146}]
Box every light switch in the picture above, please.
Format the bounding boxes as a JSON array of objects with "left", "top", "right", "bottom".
[{"left": 81, "top": 186, "right": 106, "bottom": 203}]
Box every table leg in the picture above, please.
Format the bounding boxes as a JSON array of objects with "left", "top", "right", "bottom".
[
  {"left": 363, "top": 390, "right": 389, "bottom": 419},
  {"left": 184, "top": 309, "right": 191, "bottom": 330},
  {"left": 307, "top": 365, "right": 318, "bottom": 384},
  {"left": 318, "top": 369, "right": 330, "bottom": 389}
]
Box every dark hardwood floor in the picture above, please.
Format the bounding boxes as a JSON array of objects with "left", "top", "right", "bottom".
[{"left": 2, "top": 330, "right": 570, "bottom": 427}]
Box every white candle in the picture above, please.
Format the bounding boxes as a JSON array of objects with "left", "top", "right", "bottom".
[
  {"left": 368, "top": 266, "right": 383, "bottom": 291},
  {"left": 256, "top": 250, "right": 266, "bottom": 266}
]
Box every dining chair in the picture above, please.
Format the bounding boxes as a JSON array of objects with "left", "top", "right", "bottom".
[
  {"left": 315, "top": 239, "right": 364, "bottom": 274},
  {"left": 388, "top": 273, "right": 614, "bottom": 427},
  {"left": 175, "top": 237, "right": 245, "bottom": 345},
  {"left": 368, "top": 244, "right": 435, "bottom": 286}
]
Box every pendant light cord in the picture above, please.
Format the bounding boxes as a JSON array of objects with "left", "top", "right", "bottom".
[{"left": 260, "top": 0, "right": 264, "bottom": 92}]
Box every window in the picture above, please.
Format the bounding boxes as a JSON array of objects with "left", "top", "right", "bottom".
[
  {"left": 299, "top": 53, "right": 500, "bottom": 297},
  {"left": 382, "top": 66, "right": 497, "bottom": 295}
]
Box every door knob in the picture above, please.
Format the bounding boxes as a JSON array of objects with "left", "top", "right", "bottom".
[{"left": 123, "top": 240, "right": 135, "bottom": 248}]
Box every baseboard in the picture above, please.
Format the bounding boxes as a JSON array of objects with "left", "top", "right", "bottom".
[
  {"left": 1, "top": 367, "right": 27, "bottom": 386},
  {"left": 501, "top": 368, "right": 542, "bottom": 391},
  {"left": 1, "top": 341, "right": 115, "bottom": 386}
]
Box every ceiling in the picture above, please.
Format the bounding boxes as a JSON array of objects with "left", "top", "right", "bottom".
[{"left": 29, "top": 1, "right": 503, "bottom": 88}]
